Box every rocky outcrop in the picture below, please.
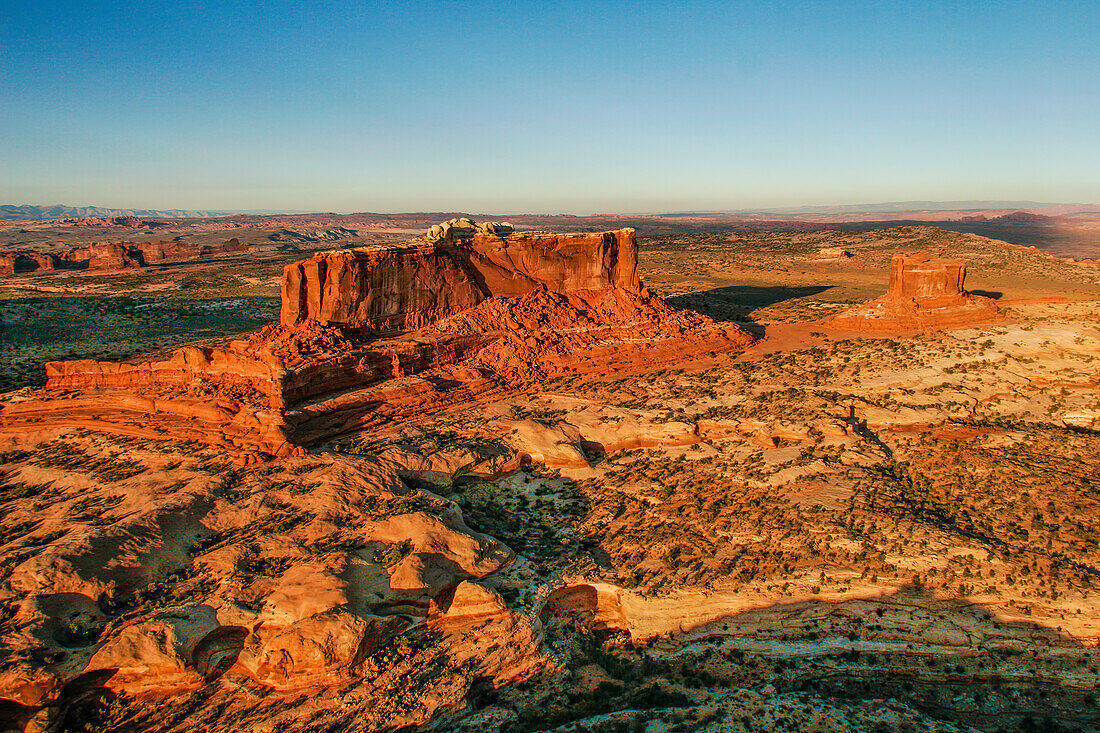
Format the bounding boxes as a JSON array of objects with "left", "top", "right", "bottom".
[
  {"left": 269, "top": 227, "right": 359, "bottom": 243},
  {"left": 200, "top": 237, "right": 247, "bottom": 257},
  {"left": 825, "top": 252, "right": 1004, "bottom": 332},
  {"left": 0, "top": 253, "right": 58, "bottom": 275},
  {"left": 280, "top": 218, "right": 639, "bottom": 330},
  {"left": 0, "top": 238, "right": 248, "bottom": 275},
  {"left": 61, "top": 243, "right": 144, "bottom": 270}
]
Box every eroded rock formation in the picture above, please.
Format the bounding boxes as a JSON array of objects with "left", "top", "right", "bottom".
[
  {"left": 0, "top": 253, "right": 58, "bottom": 275},
  {"left": 826, "top": 251, "right": 1004, "bottom": 332},
  {"left": 279, "top": 218, "right": 638, "bottom": 330},
  {"left": 0, "top": 239, "right": 248, "bottom": 275},
  {"left": 62, "top": 243, "right": 145, "bottom": 270},
  {"left": 0, "top": 220, "right": 753, "bottom": 458}
]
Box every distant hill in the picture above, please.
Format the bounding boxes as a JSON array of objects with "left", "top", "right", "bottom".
[
  {"left": 0, "top": 204, "right": 300, "bottom": 220},
  {"left": 667, "top": 201, "right": 1100, "bottom": 217}
]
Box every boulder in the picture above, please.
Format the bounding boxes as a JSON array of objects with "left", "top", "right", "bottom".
[
  {"left": 434, "top": 581, "right": 508, "bottom": 619},
  {"left": 85, "top": 605, "right": 221, "bottom": 693},
  {"left": 237, "top": 609, "right": 370, "bottom": 688}
]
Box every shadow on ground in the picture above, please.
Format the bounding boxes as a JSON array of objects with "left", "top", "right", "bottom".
[{"left": 667, "top": 285, "right": 833, "bottom": 326}]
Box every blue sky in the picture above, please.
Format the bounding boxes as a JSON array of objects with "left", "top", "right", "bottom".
[{"left": 2, "top": 1, "right": 1097, "bottom": 213}]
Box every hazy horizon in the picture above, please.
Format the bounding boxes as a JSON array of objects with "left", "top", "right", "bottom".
[
  {"left": 7, "top": 199, "right": 1100, "bottom": 221},
  {"left": 3, "top": 1, "right": 1098, "bottom": 213}
]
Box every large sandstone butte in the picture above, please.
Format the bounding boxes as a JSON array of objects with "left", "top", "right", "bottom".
[
  {"left": 280, "top": 218, "right": 638, "bottom": 330},
  {"left": 826, "top": 252, "right": 1004, "bottom": 332},
  {"left": 0, "top": 219, "right": 753, "bottom": 458}
]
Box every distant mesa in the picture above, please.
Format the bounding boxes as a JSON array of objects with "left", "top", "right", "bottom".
[
  {"left": 268, "top": 227, "right": 360, "bottom": 244},
  {"left": 0, "top": 238, "right": 247, "bottom": 274},
  {"left": 0, "top": 219, "right": 754, "bottom": 458},
  {"left": 825, "top": 252, "right": 1005, "bottom": 332}
]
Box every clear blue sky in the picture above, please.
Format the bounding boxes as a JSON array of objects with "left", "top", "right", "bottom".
[{"left": 2, "top": 1, "right": 1097, "bottom": 213}]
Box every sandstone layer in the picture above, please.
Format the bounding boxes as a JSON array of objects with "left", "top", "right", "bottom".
[{"left": 826, "top": 251, "right": 1005, "bottom": 332}]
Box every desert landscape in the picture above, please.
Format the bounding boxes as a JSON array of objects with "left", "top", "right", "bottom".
[
  {"left": 4, "top": 2, "right": 1098, "bottom": 730},
  {"left": 0, "top": 212, "right": 1098, "bottom": 732}
]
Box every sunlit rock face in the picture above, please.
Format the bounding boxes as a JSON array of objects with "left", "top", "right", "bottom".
[
  {"left": 2, "top": 219, "right": 750, "bottom": 459},
  {"left": 279, "top": 218, "right": 639, "bottom": 330}
]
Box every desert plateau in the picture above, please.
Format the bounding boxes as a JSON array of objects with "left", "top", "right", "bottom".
[
  {"left": 4, "top": 2, "right": 1099, "bottom": 730},
  {"left": 0, "top": 211, "right": 1098, "bottom": 733}
]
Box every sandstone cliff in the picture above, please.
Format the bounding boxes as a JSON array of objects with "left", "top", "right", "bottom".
[
  {"left": 0, "top": 238, "right": 249, "bottom": 275},
  {"left": 0, "top": 253, "right": 58, "bottom": 275},
  {"left": 280, "top": 218, "right": 639, "bottom": 330}
]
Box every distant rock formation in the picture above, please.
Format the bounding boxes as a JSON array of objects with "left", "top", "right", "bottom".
[
  {"left": 268, "top": 227, "right": 359, "bottom": 243},
  {"left": 1, "top": 219, "right": 753, "bottom": 458},
  {"left": 0, "top": 238, "right": 248, "bottom": 275},
  {"left": 826, "top": 252, "right": 1004, "bottom": 332},
  {"left": 0, "top": 204, "right": 230, "bottom": 220},
  {"left": 135, "top": 237, "right": 247, "bottom": 263},
  {"left": 0, "top": 252, "right": 58, "bottom": 275},
  {"left": 62, "top": 242, "right": 145, "bottom": 270}
]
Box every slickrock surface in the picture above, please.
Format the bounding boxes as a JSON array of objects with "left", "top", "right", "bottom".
[{"left": 826, "top": 252, "right": 1004, "bottom": 332}]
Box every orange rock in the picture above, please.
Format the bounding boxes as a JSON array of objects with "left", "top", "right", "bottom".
[
  {"left": 279, "top": 221, "right": 639, "bottom": 329},
  {"left": 1, "top": 220, "right": 754, "bottom": 458},
  {"left": 826, "top": 252, "right": 1005, "bottom": 333}
]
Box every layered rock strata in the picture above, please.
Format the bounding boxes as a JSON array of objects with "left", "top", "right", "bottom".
[
  {"left": 826, "top": 252, "right": 1004, "bottom": 332},
  {"left": 0, "top": 238, "right": 248, "bottom": 274},
  {"left": 280, "top": 218, "right": 639, "bottom": 330},
  {"left": 0, "top": 220, "right": 752, "bottom": 458}
]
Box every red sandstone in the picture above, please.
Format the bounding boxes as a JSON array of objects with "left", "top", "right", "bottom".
[
  {"left": 0, "top": 220, "right": 753, "bottom": 457},
  {"left": 825, "top": 252, "right": 1005, "bottom": 333},
  {"left": 0, "top": 238, "right": 248, "bottom": 274}
]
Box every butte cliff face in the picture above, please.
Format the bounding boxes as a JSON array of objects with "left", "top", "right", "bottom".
[
  {"left": 280, "top": 218, "right": 639, "bottom": 331},
  {"left": 826, "top": 252, "right": 1004, "bottom": 332},
  {"left": 0, "top": 219, "right": 751, "bottom": 459}
]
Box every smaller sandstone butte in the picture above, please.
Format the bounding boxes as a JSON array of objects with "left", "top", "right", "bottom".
[
  {"left": 826, "top": 252, "right": 1004, "bottom": 332},
  {"left": 62, "top": 242, "right": 145, "bottom": 270},
  {"left": 0, "top": 219, "right": 752, "bottom": 458}
]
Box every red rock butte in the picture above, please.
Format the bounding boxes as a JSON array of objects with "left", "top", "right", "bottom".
[
  {"left": 0, "top": 219, "right": 754, "bottom": 458},
  {"left": 0, "top": 238, "right": 246, "bottom": 274},
  {"left": 826, "top": 252, "right": 1005, "bottom": 333},
  {"left": 280, "top": 219, "right": 639, "bottom": 330}
]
